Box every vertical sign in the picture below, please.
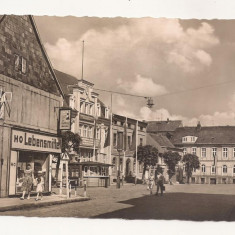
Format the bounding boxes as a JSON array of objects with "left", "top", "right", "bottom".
[{"left": 59, "top": 109, "right": 71, "bottom": 130}]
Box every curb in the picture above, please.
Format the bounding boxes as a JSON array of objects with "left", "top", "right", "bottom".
[{"left": 0, "top": 197, "right": 90, "bottom": 212}]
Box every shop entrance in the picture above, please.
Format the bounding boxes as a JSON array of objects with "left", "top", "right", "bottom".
[{"left": 9, "top": 151, "right": 49, "bottom": 195}]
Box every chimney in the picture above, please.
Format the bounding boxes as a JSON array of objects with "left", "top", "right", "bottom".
[{"left": 196, "top": 121, "right": 201, "bottom": 131}]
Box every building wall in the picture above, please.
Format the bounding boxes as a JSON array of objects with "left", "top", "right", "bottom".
[{"left": 181, "top": 146, "right": 235, "bottom": 184}]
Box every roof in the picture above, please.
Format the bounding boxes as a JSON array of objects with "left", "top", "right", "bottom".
[
  {"left": 54, "top": 69, "right": 78, "bottom": 95},
  {"left": 147, "top": 120, "right": 182, "bottom": 133},
  {"left": 172, "top": 126, "right": 235, "bottom": 145},
  {"left": 146, "top": 134, "right": 164, "bottom": 153},
  {"left": 148, "top": 133, "right": 175, "bottom": 148},
  {"left": 0, "top": 15, "right": 64, "bottom": 98}
]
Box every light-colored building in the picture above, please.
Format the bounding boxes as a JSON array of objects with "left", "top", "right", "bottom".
[
  {"left": 55, "top": 70, "right": 111, "bottom": 187},
  {"left": 172, "top": 123, "right": 235, "bottom": 184},
  {"left": 0, "top": 15, "right": 64, "bottom": 197},
  {"left": 110, "top": 114, "right": 147, "bottom": 183}
]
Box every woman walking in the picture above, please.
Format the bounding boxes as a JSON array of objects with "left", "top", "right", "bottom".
[{"left": 20, "top": 164, "right": 33, "bottom": 200}]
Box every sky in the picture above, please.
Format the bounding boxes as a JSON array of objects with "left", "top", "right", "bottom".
[{"left": 34, "top": 16, "right": 235, "bottom": 126}]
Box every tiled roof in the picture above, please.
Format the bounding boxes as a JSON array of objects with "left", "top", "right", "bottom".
[
  {"left": 54, "top": 69, "right": 78, "bottom": 95},
  {"left": 147, "top": 120, "right": 182, "bottom": 133},
  {"left": 148, "top": 133, "right": 175, "bottom": 148},
  {"left": 146, "top": 134, "right": 164, "bottom": 153},
  {"left": 172, "top": 126, "right": 235, "bottom": 145}
]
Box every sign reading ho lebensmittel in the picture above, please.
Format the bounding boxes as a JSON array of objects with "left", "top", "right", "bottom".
[
  {"left": 59, "top": 108, "right": 71, "bottom": 130},
  {"left": 12, "top": 130, "right": 62, "bottom": 153}
]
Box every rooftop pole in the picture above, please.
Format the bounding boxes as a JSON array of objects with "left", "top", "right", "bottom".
[{"left": 81, "top": 40, "right": 85, "bottom": 80}]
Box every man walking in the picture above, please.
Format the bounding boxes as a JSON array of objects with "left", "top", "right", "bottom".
[{"left": 155, "top": 173, "right": 165, "bottom": 196}]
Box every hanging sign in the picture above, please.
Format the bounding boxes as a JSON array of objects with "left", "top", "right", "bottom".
[{"left": 59, "top": 108, "right": 71, "bottom": 130}]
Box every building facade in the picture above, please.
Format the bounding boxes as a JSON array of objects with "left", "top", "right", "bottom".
[
  {"left": 110, "top": 114, "right": 147, "bottom": 183},
  {"left": 172, "top": 123, "right": 235, "bottom": 184},
  {"left": 0, "top": 15, "right": 63, "bottom": 197},
  {"left": 55, "top": 70, "right": 111, "bottom": 187}
]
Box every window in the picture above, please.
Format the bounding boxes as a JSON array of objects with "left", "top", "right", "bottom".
[
  {"left": 79, "top": 125, "right": 83, "bottom": 136},
  {"left": 85, "top": 103, "right": 90, "bottom": 115},
  {"left": 140, "top": 138, "right": 143, "bottom": 146},
  {"left": 80, "top": 101, "right": 84, "bottom": 113},
  {"left": 191, "top": 137, "right": 195, "bottom": 142},
  {"left": 88, "top": 127, "right": 92, "bottom": 138},
  {"left": 201, "top": 148, "right": 206, "bottom": 158},
  {"left": 113, "top": 133, "right": 117, "bottom": 147},
  {"left": 212, "top": 148, "right": 217, "bottom": 157},
  {"left": 105, "top": 108, "right": 109, "bottom": 119},
  {"left": 192, "top": 147, "right": 196, "bottom": 155},
  {"left": 97, "top": 104, "right": 101, "bottom": 117},
  {"left": 83, "top": 126, "right": 87, "bottom": 137},
  {"left": 233, "top": 165, "right": 235, "bottom": 174},
  {"left": 128, "top": 136, "right": 131, "bottom": 149},
  {"left": 223, "top": 148, "right": 228, "bottom": 158},
  {"left": 211, "top": 166, "right": 216, "bottom": 174},
  {"left": 233, "top": 148, "right": 235, "bottom": 158},
  {"left": 183, "top": 148, "right": 187, "bottom": 156},
  {"left": 96, "top": 128, "right": 100, "bottom": 139},
  {"left": 201, "top": 164, "right": 206, "bottom": 173},
  {"left": 182, "top": 137, "right": 187, "bottom": 142},
  {"left": 90, "top": 104, "right": 93, "bottom": 115},
  {"left": 223, "top": 165, "right": 227, "bottom": 174}
]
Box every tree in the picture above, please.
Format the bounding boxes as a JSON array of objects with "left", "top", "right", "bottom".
[
  {"left": 134, "top": 145, "right": 159, "bottom": 180},
  {"left": 182, "top": 154, "right": 200, "bottom": 184},
  {"left": 55, "top": 131, "right": 82, "bottom": 183},
  {"left": 162, "top": 151, "right": 181, "bottom": 184}
]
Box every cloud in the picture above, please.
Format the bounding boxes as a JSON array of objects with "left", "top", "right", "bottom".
[{"left": 117, "top": 74, "right": 167, "bottom": 97}]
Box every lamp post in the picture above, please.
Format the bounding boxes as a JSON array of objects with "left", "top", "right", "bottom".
[{"left": 117, "top": 131, "right": 123, "bottom": 189}]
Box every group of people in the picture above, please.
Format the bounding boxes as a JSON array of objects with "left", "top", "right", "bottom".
[
  {"left": 147, "top": 172, "right": 165, "bottom": 196},
  {"left": 20, "top": 164, "right": 44, "bottom": 201}
]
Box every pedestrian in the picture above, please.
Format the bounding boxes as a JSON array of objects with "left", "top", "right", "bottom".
[
  {"left": 35, "top": 174, "right": 44, "bottom": 201},
  {"left": 20, "top": 164, "right": 33, "bottom": 200},
  {"left": 155, "top": 172, "right": 165, "bottom": 196},
  {"left": 148, "top": 173, "right": 155, "bottom": 195}
]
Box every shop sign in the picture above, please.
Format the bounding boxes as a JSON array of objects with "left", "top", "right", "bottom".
[
  {"left": 59, "top": 108, "right": 71, "bottom": 130},
  {"left": 12, "top": 130, "right": 62, "bottom": 153}
]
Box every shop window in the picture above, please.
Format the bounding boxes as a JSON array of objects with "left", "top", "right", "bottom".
[{"left": 191, "top": 177, "right": 195, "bottom": 184}]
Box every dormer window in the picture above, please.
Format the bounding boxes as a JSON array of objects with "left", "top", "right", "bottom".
[{"left": 182, "top": 136, "right": 197, "bottom": 143}]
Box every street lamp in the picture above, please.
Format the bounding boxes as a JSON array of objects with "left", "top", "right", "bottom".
[{"left": 117, "top": 131, "right": 124, "bottom": 189}]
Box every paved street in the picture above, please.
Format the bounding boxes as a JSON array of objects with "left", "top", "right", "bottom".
[{"left": 2, "top": 183, "right": 235, "bottom": 220}]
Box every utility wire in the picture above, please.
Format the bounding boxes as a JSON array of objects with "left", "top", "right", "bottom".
[{"left": 93, "top": 78, "right": 235, "bottom": 99}]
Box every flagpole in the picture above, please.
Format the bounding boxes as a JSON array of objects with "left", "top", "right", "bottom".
[
  {"left": 109, "top": 93, "right": 113, "bottom": 177},
  {"left": 93, "top": 101, "right": 97, "bottom": 161},
  {"left": 122, "top": 116, "right": 127, "bottom": 185},
  {"left": 135, "top": 120, "right": 138, "bottom": 185}
]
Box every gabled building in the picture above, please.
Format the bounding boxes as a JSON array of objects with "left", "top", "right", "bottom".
[
  {"left": 55, "top": 70, "right": 111, "bottom": 187},
  {"left": 172, "top": 123, "right": 235, "bottom": 184},
  {"left": 0, "top": 15, "right": 64, "bottom": 197}
]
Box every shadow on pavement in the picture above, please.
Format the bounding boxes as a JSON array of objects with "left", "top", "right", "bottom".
[{"left": 92, "top": 192, "right": 235, "bottom": 221}]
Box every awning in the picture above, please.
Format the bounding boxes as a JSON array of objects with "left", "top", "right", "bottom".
[{"left": 69, "top": 161, "right": 113, "bottom": 167}]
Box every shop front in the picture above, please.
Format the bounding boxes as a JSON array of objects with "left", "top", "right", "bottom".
[
  {"left": 69, "top": 161, "right": 112, "bottom": 187},
  {"left": 9, "top": 129, "right": 61, "bottom": 196}
]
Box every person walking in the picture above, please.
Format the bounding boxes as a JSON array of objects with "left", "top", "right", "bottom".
[
  {"left": 20, "top": 164, "right": 33, "bottom": 200},
  {"left": 148, "top": 173, "right": 155, "bottom": 195},
  {"left": 155, "top": 173, "right": 165, "bottom": 196}
]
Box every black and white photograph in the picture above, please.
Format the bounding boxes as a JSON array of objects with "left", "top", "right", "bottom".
[{"left": 1, "top": 1, "right": 235, "bottom": 233}]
